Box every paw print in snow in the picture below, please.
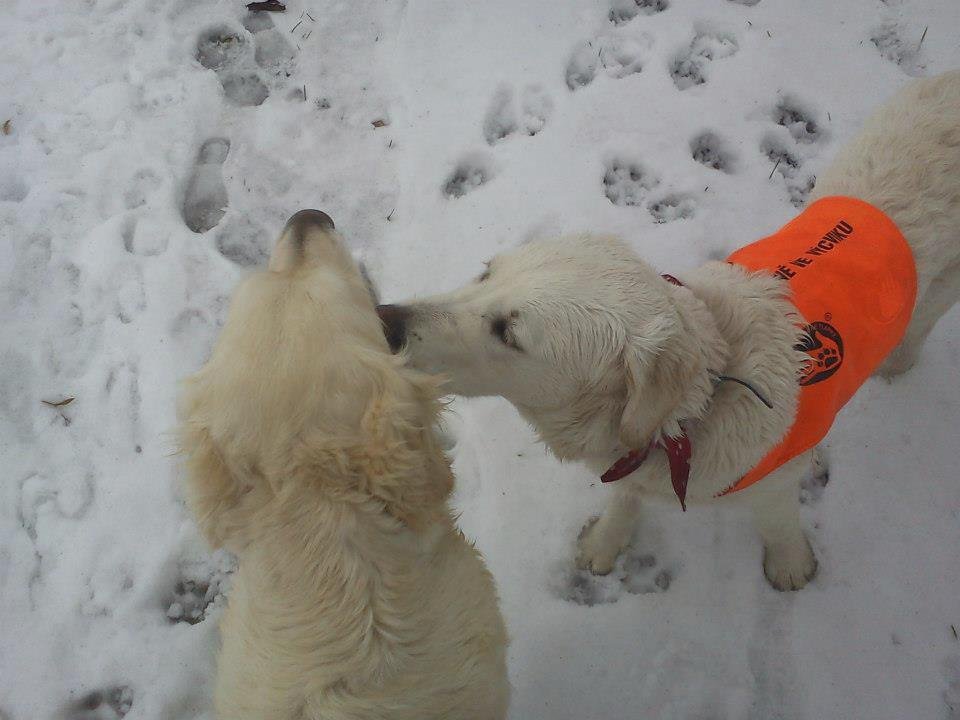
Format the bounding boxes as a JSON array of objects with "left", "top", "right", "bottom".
[
  {"left": 608, "top": 0, "right": 668, "bottom": 26},
  {"left": 519, "top": 86, "right": 553, "bottom": 136},
  {"left": 195, "top": 17, "right": 297, "bottom": 107},
  {"left": 483, "top": 85, "right": 553, "bottom": 144},
  {"left": 870, "top": 22, "right": 927, "bottom": 77},
  {"left": 553, "top": 537, "right": 675, "bottom": 606},
  {"left": 196, "top": 27, "right": 269, "bottom": 106},
  {"left": 603, "top": 159, "right": 658, "bottom": 206},
  {"left": 443, "top": 154, "right": 495, "bottom": 198},
  {"left": 670, "top": 30, "right": 739, "bottom": 90},
  {"left": 760, "top": 135, "right": 815, "bottom": 207},
  {"left": 166, "top": 552, "right": 235, "bottom": 624},
  {"left": 690, "top": 131, "right": 735, "bottom": 172},
  {"left": 649, "top": 194, "right": 696, "bottom": 223},
  {"left": 566, "top": 34, "right": 650, "bottom": 90},
  {"left": 62, "top": 686, "right": 133, "bottom": 720},
  {"left": 772, "top": 98, "right": 822, "bottom": 144}
]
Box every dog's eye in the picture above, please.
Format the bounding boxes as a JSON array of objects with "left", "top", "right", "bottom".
[{"left": 491, "top": 316, "right": 522, "bottom": 351}]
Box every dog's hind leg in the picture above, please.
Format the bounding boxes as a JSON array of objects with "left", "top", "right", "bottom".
[
  {"left": 576, "top": 480, "right": 642, "bottom": 575},
  {"left": 745, "top": 451, "right": 818, "bottom": 591},
  {"left": 878, "top": 258, "right": 960, "bottom": 377}
]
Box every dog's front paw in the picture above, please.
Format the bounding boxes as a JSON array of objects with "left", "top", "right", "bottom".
[
  {"left": 763, "top": 534, "right": 818, "bottom": 591},
  {"left": 576, "top": 516, "right": 625, "bottom": 576}
]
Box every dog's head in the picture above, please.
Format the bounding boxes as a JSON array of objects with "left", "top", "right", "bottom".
[
  {"left": 378, "top": 235, "right": 725, "bottom": 460},
  {"left": 178, "top": 211, "right": 451, "bottom": 548}
]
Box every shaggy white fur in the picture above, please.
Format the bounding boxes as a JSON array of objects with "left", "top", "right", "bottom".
[
  {"left": 379, "top": 71, "right": 960, "bottom": 591},
  {"left": 178, "top": 211, "right": 508, "bottom": 719}
]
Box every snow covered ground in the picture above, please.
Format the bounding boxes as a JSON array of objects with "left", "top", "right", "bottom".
[{"left": 2, "top": 0, "right": 959, "bottom": 718}]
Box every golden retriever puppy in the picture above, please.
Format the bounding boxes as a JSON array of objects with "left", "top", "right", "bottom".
[
  {"left": 178, "top": 210, "right": 508, "bottom": 720},
  {"left": 377, "top": 71, "right": 960, "bottom": 591}
]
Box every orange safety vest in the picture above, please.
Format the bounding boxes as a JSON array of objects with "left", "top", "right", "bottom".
[{"left": 721, "top": 196, "right": 917, "bottom": 494}]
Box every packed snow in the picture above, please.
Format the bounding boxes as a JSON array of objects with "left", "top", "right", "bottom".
[{"left": 2, "top": 0, "right": 959, "bottom": 718}]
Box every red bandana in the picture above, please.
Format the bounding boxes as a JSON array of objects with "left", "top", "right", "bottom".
[{"left": 600, "top": 433, "right": 691, "bottom": 510}]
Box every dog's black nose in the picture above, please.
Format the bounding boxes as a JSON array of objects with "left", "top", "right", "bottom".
[{"left": 376, "top": 304, "right": 409, "bottom": 353}]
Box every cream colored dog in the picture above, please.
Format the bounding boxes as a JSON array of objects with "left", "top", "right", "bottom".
[
  {"left": 377, "top": 71, "right": 960, "bottom": 591},
  {"left": 178, "top": 211, "right": 508, "bottom": 719}
]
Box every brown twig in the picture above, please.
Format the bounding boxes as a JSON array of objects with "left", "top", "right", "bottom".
[
  {"left": 246, "top": 1, "right": 285, "bottom": 12},
  {"left": 386, "top": 208, "right": 395, "bottom": 221},
  {"left": 42, "top": 397, "right": 75, "bottom": 408},
  {"left": 917, "top": 26, "right": 928, "bottom": 52},
  {"left": 290, "top": 18, "right": 303, "bottom": 33}
]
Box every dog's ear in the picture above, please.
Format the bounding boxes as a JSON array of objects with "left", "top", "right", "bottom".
[
  {"left": 618, "top": 313, "right": 704, "bottom": 449},
  {"left": 360, "top": 369, "right": 454, "bottom": 526},
  {"left": 178, "top": 421, "right": 250, "bottom": 551}
]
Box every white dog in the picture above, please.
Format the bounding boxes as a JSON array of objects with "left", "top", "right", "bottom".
[
  {"left": 178, "top": 210, "right": 508, "bottom": 719},
  {"left": 377, "top": 71, "right": 960, "bottom": 591}
]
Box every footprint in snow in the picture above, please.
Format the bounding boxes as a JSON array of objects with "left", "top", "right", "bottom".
[
  {"left": 690, "top": 131, "right": 736, "bottom": 173},
  {"left": 602, "top": 158, "right": 658, "bottom": 206},
  {"left": 196, "top": 27, "right": 269, "bottom": 106},
  {"left": 483, "top": 85, "right": 553, "bottom": 144},
  {"left": 648, "top": 193, "right": 696, "bottom": 223},
  {"left": 870, "top": 22, "right": 927, "bottom": 77},
  {"left": 196, "top": 17, "right": 296, "bottom": 107},
  {"left": 122, "top": 216, "right": 169, "bottom": 257},
  {"left": 443, "top": 154, "right": 495, "bottom": 198},
  {"left": 609, "top": 0, "right": 668, "bottom": 26},
  {"left": 760, "top": 134, "right": 816, "bottom": 207},
  {"left": 122, "top": 168, "right": 162, "bottom": 210},
  {"left": 669, "top": 30, "right": 739, "bottom": 90},
  {"left": 772, "top": 97, "right": 823, "bottom": 145},
  {"left": 214, "top": 215, "right": 270, "bottom": 266},
  {"left": 553, "top": 522, "right": 676, "bottom": 606},
  {"left": 61, "top": 686, "right": 133, "bottom": 720},
  {"left": 182, "top": 137, "right": 230, "bottom": 234},
  {"left": 566, "top": 34, "right": 650, "bottom": 90},
  {"left": 166, "top": 552, "right": 235, "bottom": 625}
]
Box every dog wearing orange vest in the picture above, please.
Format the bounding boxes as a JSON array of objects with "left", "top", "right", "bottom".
[{"left": 377, "top": 72, "right": 960, "bottom": 591}]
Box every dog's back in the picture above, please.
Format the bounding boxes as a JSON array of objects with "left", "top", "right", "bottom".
[{"left": 813, "top": 70, "right": 960, "bottom": 375}]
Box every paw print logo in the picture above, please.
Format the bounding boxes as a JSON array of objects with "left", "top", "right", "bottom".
[{"left": 795, "top": 320, "right": 844, "bottom": 386}]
